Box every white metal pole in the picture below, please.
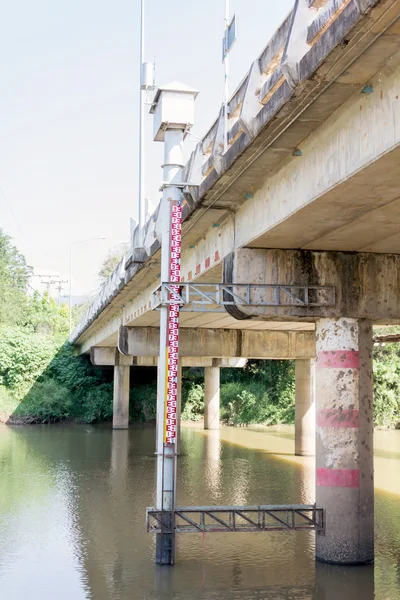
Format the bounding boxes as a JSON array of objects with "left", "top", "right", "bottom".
[
  {"left": 155, "top": 128, "right": 184, "bottom": 565},
  {"left": 156, "top": 128, "right": 184, "bottom": 501},
  {"left": 138, "top": 0, "right": 145, "bottom": 245},
  {"left": 224, "top": 0, "right": 230, "bottom": 152}
]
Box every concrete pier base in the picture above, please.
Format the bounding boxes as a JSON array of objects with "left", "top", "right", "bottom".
[
  {"left": 316, "top": 318, "right": 374, "bottom": 565},
  {"left": 204, "top": 366, "right": 220, "bottom": 430},
  {"left": 295, "top": 359, "right": 315, "bottom": 456},
  {"left": 113, "top": 365, "right": 130, "bottom": 429}
]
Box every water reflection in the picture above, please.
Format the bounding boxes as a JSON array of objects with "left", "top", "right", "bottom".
[
  {"left": 0, "top": 426, "right": 90, "bottom": 598},
  {"left": 204, "top": 430, "right": 222, "bottom": 501},
  {"left": 315, "top": 563, "right": 374, "bottom": 600},
  {"left": 110, "top": 429, "right": 129, "bottom": 493},
  {"left": 0, "top": 424, "right": 399, "bottom": 599}
]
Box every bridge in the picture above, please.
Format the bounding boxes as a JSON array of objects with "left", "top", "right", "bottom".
[{"left": 70, "top": 0, "right": 400, "bottom": 567}]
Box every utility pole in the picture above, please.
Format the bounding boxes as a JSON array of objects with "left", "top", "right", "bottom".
[
  {"left": 51, "top": 279, "right": 68, "bottom": 306},
  {"left": 36, "top": 274, "right": 59, "bottom": 301},
  {"left": 137, "top": 1, "right": 156, "bottom": 246},
  {"left": 222, "top": 1, "right": 237, "bottom": 152},
  {"left": 138, "top": 0, "right": 145, "bottom": 244},
  {"left": 224, "top": 0, "right": 230, "bottom": 152}
]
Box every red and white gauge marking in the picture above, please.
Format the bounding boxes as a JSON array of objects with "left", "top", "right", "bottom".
[{"left": 164, "top": 202, "right": 182, "bottom": 445}]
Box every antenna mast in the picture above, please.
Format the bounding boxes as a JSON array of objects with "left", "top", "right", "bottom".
[
  {"left": 138, "top": 0, "right": 145, "bottom": 244},
  {"left": 222, "top": 1, "right": 237, "bottom": 152},
  {"left": 224, "top": 0, "right": 230, "bottom": 152}
]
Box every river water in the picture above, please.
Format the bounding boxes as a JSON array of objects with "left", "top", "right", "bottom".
[{"left": 0, "top": 423, "right": 399, "bottom": 600}]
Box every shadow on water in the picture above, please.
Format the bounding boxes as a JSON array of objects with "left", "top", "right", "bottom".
[
  {"left": 245, "top": 426, "right": 296, "bottom": 442},
  {"left": 374, "top": 448, "right": 400, "bottom": 460},
  {"left": 151, "top": 562, "right": 374, "bottom": 599}
]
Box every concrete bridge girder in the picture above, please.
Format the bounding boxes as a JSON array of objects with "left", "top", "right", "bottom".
[
  {"left": 224, "top": 248, "right": 400, "bottom": 323},
  {"left": 90, "top": 347, "right": 247, "bottom": 369},
  {"left": 118, "top": 327, "right": 315, "bottom": 360}
]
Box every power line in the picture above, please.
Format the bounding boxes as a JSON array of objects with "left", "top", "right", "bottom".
[
  {"left": 0, "top": 186, "right": 27, "bottom": 242},
  {"left": 0, "top": 282, "right": 47, "bottom": 302},
  {"left": 50, "top": 279, "right": 69, "bottom": 305},
  {"left": 27, "top": 283, "right": 47, "bottom": 301}
]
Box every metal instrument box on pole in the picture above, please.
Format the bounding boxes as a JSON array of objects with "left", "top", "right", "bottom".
[{"left": 150, "top": 82, "right": 199, "bottom": 142}]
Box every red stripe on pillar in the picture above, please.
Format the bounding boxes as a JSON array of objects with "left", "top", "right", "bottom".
[
  {"left": 205, "top": 257, "right": 211, "bottom": 269},
  {"left": 317, "top": 409, "right": 359, "bottom": 428},
  {"left": 195, "top": 264, "right": 201, "bottom": 275},
  {"left": 317, "top": 468, "right": 359, "bottom": 488},
  {"left": 317, "top": 350, "right": 359, "bottom": 369}
]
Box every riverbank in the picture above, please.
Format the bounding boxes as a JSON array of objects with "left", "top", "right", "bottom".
[
  {"left": 0, "top": 353, "right": 298, "bottom": 427},
  {"left": 2, "top": 338, "right": 400, "bottom": 428}
]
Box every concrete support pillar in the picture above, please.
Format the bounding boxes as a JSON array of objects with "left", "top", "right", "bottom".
[
  {"left": 113, "top": 365, "right": 130, "bottom": 429},
  {"left": 204, "top": 366, "right": 220, "bottom": 430},
  {"left": 295, "top": 359, "right": 315, "bottom": 456},
  {"left": 315, "top": 318, "right": 374, "bottom": 565}
]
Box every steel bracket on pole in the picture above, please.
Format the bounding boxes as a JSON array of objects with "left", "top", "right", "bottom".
[
  {"left": 152, "top": 282, "right": 335, "bottom": 312},
  {"left": 146, "top": 504, "right": 324, "bottom": 534}
]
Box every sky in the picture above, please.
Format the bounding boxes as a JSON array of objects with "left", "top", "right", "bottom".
[{"left": 0, "top": 0, "right": 294, "bottom": 298}]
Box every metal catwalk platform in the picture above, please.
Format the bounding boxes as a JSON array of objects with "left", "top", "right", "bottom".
[
  {"left": 152, "top": 282, "right": 335, "bottom": 313},
  {"left": 147, "top": 504, "right": 324, "bottom": 534}
]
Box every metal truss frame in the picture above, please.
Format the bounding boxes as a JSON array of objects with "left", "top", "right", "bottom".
[
  {"left": 147, "top": 504, "right": 324, "bottom": 534},
  {"left": 152, "top": 282, "right": 335, "bottom": 312}
]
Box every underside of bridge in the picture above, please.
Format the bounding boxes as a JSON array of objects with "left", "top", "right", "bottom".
[{"left": 70, "top": 0, "right": 400, "bottom": 569}]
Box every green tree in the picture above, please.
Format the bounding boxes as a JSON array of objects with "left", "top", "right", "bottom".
[
  {"left": 98, "top": 243, "right": 128, "bottom": 285},
  {"left": 26, "top": 292, "right": 69, "bottom": 340},
  {"left": 0, "top": 325, "right": 55, "bottom": 393},
  {"left": 373, "top": 343, "right": 400, "bottom": 428},
  {"left": 0, "top": 229, "right": 32, "bottom": 326},
  {"left": 71, "top": 300, "right": 92, "bottom": 329}
]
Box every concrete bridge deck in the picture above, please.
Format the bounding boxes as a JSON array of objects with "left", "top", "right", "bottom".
[{"left": 71, "top": 0, "right": 400, "bottom": 354}]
